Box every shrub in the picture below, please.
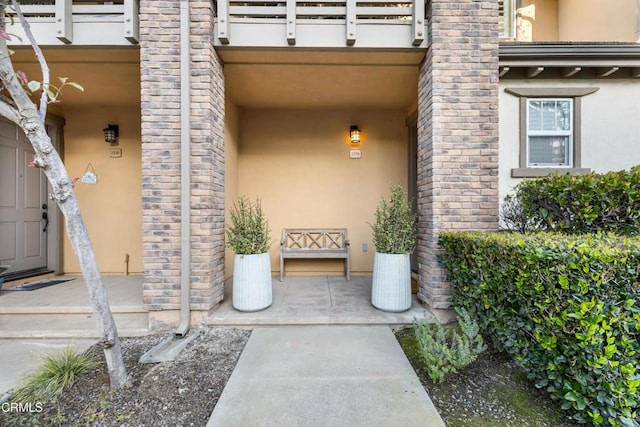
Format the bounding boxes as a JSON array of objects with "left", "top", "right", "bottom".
[
  {"left": 439, "top": 231, "right": 640, "bottom": 426},
  {"left": 413, "top": 308, "right": 486, "bottom": 384},
  {"left": 500, "top": 194, "right": 540, "bottom": 233},
  {"left": 226, "top": 196, "right": 271, "bottom": 255},
  {"left": 369, "top": 185, "right": 417, "bottom": 254},
  {"left": 510, "top": 166, "right": 640, "bottom": 235}
]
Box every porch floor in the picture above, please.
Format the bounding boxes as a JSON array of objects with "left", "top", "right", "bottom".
[
  {"left": 0, "top": 275, "right": 147, "bottom": 338},
  {"left": 209, "top": 275, "right": 435, "bottom": 326},
  {"left": 0, "top": 275, "right": 438, "bottom": 337}
]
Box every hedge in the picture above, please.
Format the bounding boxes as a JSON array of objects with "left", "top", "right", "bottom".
[
  {"left": 439, "top": 232, "right": 640, "bottom": 426},
  {"left": 506, "top": 166, "right": 640, "bottom": 235}
]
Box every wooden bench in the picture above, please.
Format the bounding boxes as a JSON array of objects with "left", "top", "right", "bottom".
[{"left": 280, "top": 228, "right": 350, "bottom": 282}]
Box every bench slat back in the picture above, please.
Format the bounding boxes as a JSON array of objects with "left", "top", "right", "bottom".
[{"left": 282, "top": 228, "right": 348, "bottom": 251}]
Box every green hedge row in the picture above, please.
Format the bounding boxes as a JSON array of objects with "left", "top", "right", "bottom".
[
  {"left": 506, "top": 166, "right": 640, "bottom": 234},
  {"left": 439, "top": 232, "right": 640, "bottom": 426}
]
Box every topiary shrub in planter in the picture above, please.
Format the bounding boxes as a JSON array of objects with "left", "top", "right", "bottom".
[
  {"left": 226, "top": 197, "right": 272, "bottom": 312},
  {"left": 369, "top": 185, "right": 417, "bottom": 312}
]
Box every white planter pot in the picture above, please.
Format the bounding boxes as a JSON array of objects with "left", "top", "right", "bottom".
[
  {"left": 371, "top": 252, "right": 412, "bottom": 312},
  {"left": 232, "top": 253, "right": 273, "bottom": 312}
]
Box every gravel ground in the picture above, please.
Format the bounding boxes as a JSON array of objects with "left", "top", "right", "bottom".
[
  {"left": 3, "top": 325, "right": 581, "bottom": 427},
  {"left": 1, "top": 326, "right": 250, "bottom": 427}
]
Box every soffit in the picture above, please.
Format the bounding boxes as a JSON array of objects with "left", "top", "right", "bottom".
[
  {"left": 222, "top": 49, "right": 422, "bottom": 108},
  {"left": 10, "top": 48, "right": 140, "bottom": 106},
  {"left": 8, "top": 47, "right": 420, "bottom": 108}
]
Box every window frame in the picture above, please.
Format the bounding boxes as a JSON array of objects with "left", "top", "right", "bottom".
[
  {"left": 526, "top": 98, "right": 574, "bottom": 168},
  {"left": 505, "top": 87, "right": 599, "bottom": 178},
  {"left": 499, "top": 0, "right": 515, "bottom": 39}
]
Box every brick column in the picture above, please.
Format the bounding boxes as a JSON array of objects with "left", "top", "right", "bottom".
[
  {"left": 190, "top": 0, "right": 226, "bottom": 312},
  {"left": 140, "top": 0, "right": 225, "bottom": 328},
  {"left": 416, "top": 0, "right": 499, "bottom": 308}
]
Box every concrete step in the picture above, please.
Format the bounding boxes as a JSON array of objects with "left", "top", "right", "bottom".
[{"left": 0, "top": 308, "right": 148, "bottom": 338}]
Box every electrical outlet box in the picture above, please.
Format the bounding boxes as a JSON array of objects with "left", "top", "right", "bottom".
[
  {"left": 109, "top": 148, "right": 122, "bottom": 158},
  {"left": 362, "top": 243, "right": 368, "bottom": 252}
]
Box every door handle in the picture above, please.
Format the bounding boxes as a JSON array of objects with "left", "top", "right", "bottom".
[{"left": 42, "top": 211, "right": 49, "bottom": 232}]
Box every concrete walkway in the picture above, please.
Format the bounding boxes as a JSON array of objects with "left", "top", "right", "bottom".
[{"left": 208, "top": 326, "right": 445, "bottom": 427}]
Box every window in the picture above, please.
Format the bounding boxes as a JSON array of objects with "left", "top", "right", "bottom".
[
  {"left": 499, "top": 0, "right": 515, "bottom": 38},
  {"left": 505, "top": 87, "right": 599, "bottom": 178},
  {"left": 526, "top": 99, "right": 572, "bottom": 167}
]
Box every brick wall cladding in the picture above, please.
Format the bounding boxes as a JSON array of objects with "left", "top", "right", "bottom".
[
  {"left": 140, "top": 0, "right": 225, "bottom": 313},
  {"left": 416, "top": 0, "right": 500, "bottom": 308}
]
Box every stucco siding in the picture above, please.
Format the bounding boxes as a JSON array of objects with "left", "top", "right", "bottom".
[
  {"left": 224, "top": 98, "right": 240, "bottom": 279},
  {"left": 63, "top": 106, "right": 142, "bottom": 274},
  {"left": 237, "top": 108, "right": 408, "bottom": 275},
  {"left": 559, "top": 0, "right": 639, "bottom": 42},
  {"left": 499, "top": 80, "right": 640, "bottom": 202}
]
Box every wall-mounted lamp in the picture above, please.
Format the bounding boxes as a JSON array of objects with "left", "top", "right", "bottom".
[
  {"left": 103, "top": 124, "right": 119, "bottom": 144},
  {"left": 349, "top": 125, "right": 361, "bottom": 144}
]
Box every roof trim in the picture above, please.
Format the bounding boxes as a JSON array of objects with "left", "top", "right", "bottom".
[
  {"left": 504, "top": 87, "right": 599, "bottom": 97},
  {"left": 499, "top": 43, "right": 640, "bottom": 79},
  {"left": 500, "top": 43, "right": 640, "bottom": 59}
]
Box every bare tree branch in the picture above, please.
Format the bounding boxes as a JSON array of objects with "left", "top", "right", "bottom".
[
  {"left": 10, "top": 0, "right": 49, "bottom": 121},
  {"left": 0, "top": 1, "right": 131, "bottom": 388}
]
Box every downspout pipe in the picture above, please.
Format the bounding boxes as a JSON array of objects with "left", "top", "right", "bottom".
[
  {"left": 637, "top": 0, "right": 640, "bottom": 43},
  {"left": 176, "top": 0, "right": 191, "bottom": 337}
]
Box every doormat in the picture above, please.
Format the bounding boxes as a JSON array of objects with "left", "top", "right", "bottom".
[{"left": 2, "top": 278, "right": 74, "bottom": 291}]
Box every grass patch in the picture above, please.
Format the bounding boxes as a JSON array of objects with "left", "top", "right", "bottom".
[{"left": 13, "top": 345, "right": 101, "bottom": 402}]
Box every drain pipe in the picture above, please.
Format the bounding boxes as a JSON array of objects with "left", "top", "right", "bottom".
[
  {"left": 176, "top": 0, "right": 191, "bottom": 338},
  {"left": 637, "top": 0, "right": 640, "bottom": 43}
]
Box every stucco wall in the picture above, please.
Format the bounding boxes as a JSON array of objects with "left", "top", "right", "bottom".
[
  {"left": 513, "top": 0, "right": 639, "bottom": 42},
  {"left": 499, "top": 80, "right": 640, "bottom": 201},
  {"left": 558, "top": 0, "right": 638, "bottom": 42},
  {"left": 62, "top": 106, "right": 142, "bottom": 274},
  {"left": 516, "top": 0, "right": 559, "bottom": 42},
  {"left": 224, "top": 98, "right": 240, "bottom": 279},
  {"left": 237, "top": 108, "right": 408, "bottom": 275}
]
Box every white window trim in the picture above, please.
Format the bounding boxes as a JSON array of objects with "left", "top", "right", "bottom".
[
  {"left": 499, "top": 0, "right": 515, "bottom": 39},
  {"left": 526, "top": 98, "right": 574, "bottom": 168}
]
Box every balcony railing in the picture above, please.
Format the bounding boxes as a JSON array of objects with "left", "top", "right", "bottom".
[
  {"left": 4, "top": 0, "right": 138, "bottom": 46},
  {"left": 215, "top": 0, "right": 427, "bottom": 49}
]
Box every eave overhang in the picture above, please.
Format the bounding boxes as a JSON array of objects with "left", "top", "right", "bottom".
[{"left": 499, "top": 43, "right": 640, "bottom": 79}]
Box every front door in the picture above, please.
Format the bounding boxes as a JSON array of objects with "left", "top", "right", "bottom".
[{"left": 0, "top": 119, "right": 49, "bottom": 275}]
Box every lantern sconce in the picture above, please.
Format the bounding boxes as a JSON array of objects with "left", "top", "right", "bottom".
[
  {"left": 103, "top": 124, "right": 119, "bottom": 144},
  {"left": 349, "top": 125, "right": 361, "bottom": 144}
]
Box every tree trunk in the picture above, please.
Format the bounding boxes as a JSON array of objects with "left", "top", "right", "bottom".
[{"left": 0, "top": 2, "right": 130, "bottom": 388}]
